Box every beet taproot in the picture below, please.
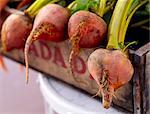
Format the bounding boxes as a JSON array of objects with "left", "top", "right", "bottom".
[
  {"left": 68, "top": 10, "right": 107, "bottom": 74},
  {"left": 86, "top": 0, "right": 147, "bottom": 108},
  {"left": 87, "top": 49, "right": 134, "bottom": 108},
  {"left": 25, "top": 4, "right": 69, "bottom": 83}
]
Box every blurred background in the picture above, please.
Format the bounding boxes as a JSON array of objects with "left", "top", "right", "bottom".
[{"left": 0, "top": 57, "right": 44, "bottom": 114}]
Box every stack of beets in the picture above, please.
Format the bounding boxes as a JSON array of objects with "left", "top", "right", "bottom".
[
  {"left": 1, "top": 0, "right": 144, "bottom": 109},
  {"left": 0, "top": 0, "right": 108, "bottom": 83}
]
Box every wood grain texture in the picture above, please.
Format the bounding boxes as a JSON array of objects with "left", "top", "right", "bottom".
[
  {"left": 2, "top": 40, "right": 134, "bottom": 112},
  {"left": 145, "top": 51, "right": 150, "bottom": 114}
]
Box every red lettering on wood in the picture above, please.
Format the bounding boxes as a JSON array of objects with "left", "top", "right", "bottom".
[
  {"left": 29, "top": 43, "right": 39, "bottom": 57},
  {"left": 53, "top": 46, "right": 67, "bottom": 68},
  {"left": 39, "top": 41, "right": 51, "bottom": 60},
  {"left": 73, "top": 56, "right": 86, "bottom": 74}
]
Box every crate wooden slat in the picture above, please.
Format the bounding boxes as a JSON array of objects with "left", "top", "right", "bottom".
[
  {"left": 2, "top": 40, "right": 134, "bottom": 112},
  {"left": 144, "top": 51, "right": 150, "bottom": 114},
  {"left": 131, "top": 43, "right": 150, "bottom": 114}
]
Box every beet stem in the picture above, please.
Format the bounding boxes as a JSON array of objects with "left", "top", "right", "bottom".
[
  {"left": 118, "top": 0, "right": 135, "bottom": 45},
  {"left": 98, "top": 0, "right": 106, "bottom": 17},
  {"left": 106, "top": 0, "right": 128, "bottom": 49},
  {"left": 118, "top": 0, "right": 148, "bottom": 46},
  {"left": 67, "top": 1, "right": 76, "bottom": 10},
  {"left": 31, "top": 0, "right": 60, "bottom": 17},
  {"left": 25, "top": 0, "right": 57, "bottom": 19}
]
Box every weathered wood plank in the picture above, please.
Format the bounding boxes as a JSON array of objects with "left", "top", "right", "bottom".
[
  {"left": 132, "top": 54, "right": 144, "bottom": 114},
  {"left": 131, "top": 44, "right": 150, "bottom": 114},
  {"left": 2, "top": 40, "right": 133, "bottom": 112},
  {"left": 145, "top": 51, "right": 150, "bottom": 114},
  {"left": 135, "top": 42, "right": 150, "bottom": 56}
]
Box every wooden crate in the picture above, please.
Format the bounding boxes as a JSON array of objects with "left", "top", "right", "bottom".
[
  {"left": 130, "top": 43, "right": 150, "bottom": 114},
  {"left": 1, "top": 39, "right": 149, "bottom": 113},
  {"left": 0, "top": 5, "right": 149, "bottom": 113}
]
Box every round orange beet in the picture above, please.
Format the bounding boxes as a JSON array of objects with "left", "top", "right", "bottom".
[
  {"left": 1, "top": 12, "right": 32, "bottom": 51},
  {"left": 88, "top": 49, "right": 134, "bottom": 108}
]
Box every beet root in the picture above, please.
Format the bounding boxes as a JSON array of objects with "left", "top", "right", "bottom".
[
  {"left": 68, "top": 10, "right": 107, "bottom": 75},
  {"left": 25, "top": 4, "right": 69, "bottom": 83},
  {"left": 87, "top": 49, "right": 134, "bottom": 109},
  {"left": 1, "top": 12, "right": 32, "bottom": 51},
  {"left": 68, "top": 11, "right": 107, "bottom": 48}
]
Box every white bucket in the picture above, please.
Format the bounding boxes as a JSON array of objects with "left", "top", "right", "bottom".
[{"left": 38, "top": 73, "right": 126, "bottom": 114}]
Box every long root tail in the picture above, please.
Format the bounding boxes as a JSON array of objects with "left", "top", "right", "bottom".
[
  {"left": 25, "top": 33, "right": 34, "bottom": 84},
  {"left": 92, "top": 84, "right": 103, "bottom": 98},
  {"left": 69, "top": 35, "right": 80, "bottom": 82},
  {"left": 69, "top": 21, "right": 86, "bottom": 82},
  {"left": 25, "top": 23, "right": 52, "bottom": 83},
  {"left": 102, "top": 86, "right": 114, "bottom": 109},
  {"left": 92, "top": 79, "right": 114, "bottom": 109},
  {"left": 100, "top": 68, "right": 114, "bottom": 109}
]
